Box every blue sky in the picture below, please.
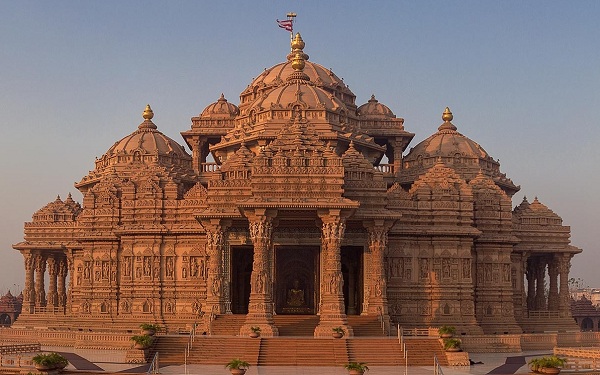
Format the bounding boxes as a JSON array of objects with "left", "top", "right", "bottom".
[{"left": 0, "top": 1, "right": 599, "bottom": 292}]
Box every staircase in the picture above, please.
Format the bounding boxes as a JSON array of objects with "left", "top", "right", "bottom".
[
  {"left": 347, "top": 315, "right": 385, "bottom": 336},
  {"left": 346, "top": 338, "right": 405, "bottom": 365},
  {"left": 188, "top": 337, "right": 260, "bottom": 365},
  {"left": 210, "top": 314, "right": 246, "bottom": 336},
  {"left": 273, "top": 315, "right": 319, "bottom": 336},
  {"left": 258, "top": 338, "right": 348, "bottom": 366},
  {"left": 148, "top": 336, "right": 187, "bottom": 365},
  {"left": 403, "top": 338, "right": 448, "bottom": 366}
]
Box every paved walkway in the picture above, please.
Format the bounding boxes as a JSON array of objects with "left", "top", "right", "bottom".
[{"left": 38, "top": 346, "right": 552, "bottom": 375}]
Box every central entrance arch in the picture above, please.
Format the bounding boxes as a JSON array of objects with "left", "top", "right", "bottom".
[{"left": 275, "top": 246, "right": 319, "bottom": 314}]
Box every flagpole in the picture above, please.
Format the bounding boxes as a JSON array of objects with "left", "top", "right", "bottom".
[{"left": 287, "top": 12, "right": 296, "bottom": 49}]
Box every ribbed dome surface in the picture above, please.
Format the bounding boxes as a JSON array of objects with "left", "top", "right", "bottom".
[
  {"left": 405, "top": 126, "right": 491, "bottom": 160},
  {"left": 200, "top": 94, "right": 239, "bottom": 119},
  {"left": 357, "top": 95, "right": 396, "bottom": 119},
  {"left": 246, "top": 60, "right": 353, "bottom": 96},
  {"left": 249, "top": 80, "right": 346, "bottom": 112},
  {"left": 84, "top": 106, "right": 194, "bottom": 181}
]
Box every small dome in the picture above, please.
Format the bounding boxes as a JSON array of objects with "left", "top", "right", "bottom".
[
  {"left": 357, "top": 95, "right": 396, "bottom": 119},
  {"left": 401, "top": 108, "right": 519, "bottom": 195},
  {"left": 513, "top": 196, "right": 562, "bottom": 225},
  {"left": 32, "top": 194, "right": 81, "bottom": 222},
  {"left": 98, "top": 105, "right": 192, "bottom": 168},
  {"left": 77, "top": 105, "right": 196, "bottom": 189},
  {"left": 405, "top": 108, "right": 490, "bottom": 160},
  {"left": 200, "top": 94, "right": 239, "bottom": 119}
]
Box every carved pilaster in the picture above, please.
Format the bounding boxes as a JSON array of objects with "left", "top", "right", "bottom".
[
  {"left": 558, "top": 254, "right": 572, "bottom": 312},
  {"left": 34, "top": 252, "right": 47, "bottom": 309},
  {"left": 47, "top": 255, "right": 58, "bottom": 308},
  {"left": 202, "top": 222, "right": 228, "bottom": 315},
  {"left": 57, "top": 256, "right": 68, "bottom": 309},
  {"left": 241, "top": 214, "right": 278, "bottom": 336},
  {"left": 22, "top": 251, "right": 35, "bottom": 313},
  {"left": 547, "top": 257, "right": 559, "bottom": 311},
  {"left": 534, "top": 257, "right": 547, "bottom": 310},
  {"left": 365, "top": 223, "right": 390, "bottom": 319},
  {"left": 314, "top": 214, "right": 351, "bottom": 337},
  {"left": 526, "top": 257, "right": 536, "bottom": 311}
]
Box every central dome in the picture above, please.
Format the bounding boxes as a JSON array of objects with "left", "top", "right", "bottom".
[{"left": 239, "top": 34, "right": 356, "bottom": 111}]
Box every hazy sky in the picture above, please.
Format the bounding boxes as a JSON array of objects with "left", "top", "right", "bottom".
[{"left": 1, "top": 1, "right": 599, "bottom": 293}]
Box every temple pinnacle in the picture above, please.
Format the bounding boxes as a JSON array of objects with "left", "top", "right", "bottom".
[
  {"left": 442, "top": 107, "right": 453, "bottom": 122},
  {"left": 143, "top": 104, "right": 154, "bottom": 120}
]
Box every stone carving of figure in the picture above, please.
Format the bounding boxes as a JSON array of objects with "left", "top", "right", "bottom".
[
  {"left": 84, "top": 264, "right": 90, "bottom": 279},
  {"left": 136, "top": 267, "right": 142, "bottom": 278},
  {"left": 330, "top": 273, "right": 342, "bottom": 294},
  {"left": 166, "top": 257, "right": 174, "bottom": 278},
  {"left": 182, "top": 267, "right": 187, "bottom": 278},
  {"left": 102, "top": 262, "right": 108, "bottom": 279},
  {"left": 255, "top": 272, "right": 264, "bottom": 294},
  {"left": 375, "top": 279, "right": 383, "bottom": 297},
  {"left": 212, "top": 278, "right": 221, "bottom": 296},
  {"left": 191, "top": 258, "right": 199, "bottom": 277},
  {"left": 124, "top": 258, "right": 131, "bottom": 276},
  {"left": 287, "top": 279, "right": 305, "bottom": 307},
  {"left": 420, "top": 259, "right": 428, "bottom": 279},
  {"left": 143, "top": 257, "right": 151, "bottom": 276}
]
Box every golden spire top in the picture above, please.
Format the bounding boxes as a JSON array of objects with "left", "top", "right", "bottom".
[
  {"left": 139, "top": 104, "right": 157, "bottom": 130},
  {"left": 287, "top": 33, "right": 310, "bottom": 81},
  {"left": 438, "top": 107, "right": 457, "bottom": 131},
  {"left": 291, "top": 33, "right": 305, "bottom": 51},
  {"left": 143, "top": 104, "right": 154, "bottom": 120},
  {"left": 442, "top": 107, "right": 453, "bottom": 122}
]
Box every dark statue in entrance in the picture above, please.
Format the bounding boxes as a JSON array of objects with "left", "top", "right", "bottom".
[{"left": 287, "top": 279, "right": 305, "bottom": 307}]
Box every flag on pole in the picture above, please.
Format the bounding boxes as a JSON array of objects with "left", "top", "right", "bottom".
[{"left": 277, "top": 19, "right": 293, "bottom": 32}]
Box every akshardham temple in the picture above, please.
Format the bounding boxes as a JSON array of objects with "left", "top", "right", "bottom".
[{"left": 12, "top": 33, "right": 581, "bottom": 336}]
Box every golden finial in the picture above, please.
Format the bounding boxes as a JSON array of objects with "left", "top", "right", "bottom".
[
  {"left": 143, "top": 104, "right": 154, "bottom": 120},
  {"left": 291, "top": 33, "right": 305, "bottom": 51},
  {"left": 442, "top": 107, "right": 453, "bottom": 122},
  {"left": 287, "top": 33, "right": 309, "bottom": 81}
]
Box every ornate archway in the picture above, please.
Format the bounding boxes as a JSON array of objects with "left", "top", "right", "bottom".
[{"left": 275, "top": 246, "right": 319, "bottom": 314}]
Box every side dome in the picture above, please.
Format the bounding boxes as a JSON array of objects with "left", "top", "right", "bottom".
[
  {"left": 400, "top": 107, "right": 519, "bottom": 195},
  {"left": 200, "top": 94, "right": 239, "bottom": 119},
  {"left": 357, "top": 95, "right": 396, "bottom": 119},
  {"left": 239, "top": 33, "right": 356, "bottom": 110},
  {"left": 32, "top": 194, "right": 81, "bottom": 222},
  {"left": 76, "top": 105, "right": 195, "bottom": 189}
]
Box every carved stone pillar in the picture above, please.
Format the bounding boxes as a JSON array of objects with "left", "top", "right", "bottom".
[
  {"left": 365, "top": 223, "right": 390, "bottom": 323},
  {"left": 314, "top": 214, "right": 352, "bottom": 337},
  {"left": 558, "top": 254, "right": 572, "bottom": 313},
  {"left": 23, "top": 251, "right": 35, "bottom": 313},
  {"left": 34, "top": 252, "right": 47, "bottom": 309},
  {"left": 47, "top": 255, "right": 58, "bottom": 308},
  {"left": 241, "top": 214, "right": 278, "bottom": 336},
  {"left": 57, "top": 256, "right": 68, "bottom": 309},
  {"left": 66, "top": 253, "right": 74, "bottom": 311},
  {"left": 534, "top": 257, "right": 546, "bottom": 310},
  {"left": 202, "top": 221, "right": 229, "bottom": 315},
  {"left": 547, "top": 257, "right": 559, "bottom": 311},
  {"left": 526, "top": 257, "right": 536, "bottom": 312}
]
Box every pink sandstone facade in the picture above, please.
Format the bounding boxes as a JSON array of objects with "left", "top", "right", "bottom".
[{"left": 12, "top": 34, "right": 581, "bottom": 336}]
